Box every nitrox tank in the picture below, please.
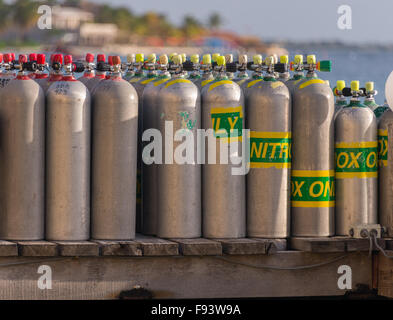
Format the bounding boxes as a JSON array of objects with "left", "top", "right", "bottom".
[
  {"left": 333, "top": 80, "right": 347, "bottom": 116},
  {"left": 33, "top": 54, "right": 49, "bottom": 86},
  {"left": 378, "top": 100, "right": 393, "bottom": 237},
  {"left": 233, "top": 54, "right": 249, "bottom": 84},
  {"left": 85, "top": 54, "right": 108, "bottom": 92},
  {"left": 78, "top": 53, "right": 95, "bottom": 85},
  {"left": 202, "top": 55, "right": 246, "bottom": 238},
  {"left": 193, "top": 54, "right": 214, "bottom": 90},
  {"left": 39, "top": 53, "right": 63, "bottom": 92},
  {"left": 291, "top": 54, "right": 334, "bottom": 237},
  {"left": 142, "top": 54, "right": 171, "bottom": 235},
  {"left": 91, "top": 56, "right": 138, "bottom": 240},
  {"left": 123, "top": 53, "right": 135, "bottom": 81},
  {"left": 335, "top": 81, "right": 378, "bottom": 236},
  {"left": 155, "top": 54, "right": 201, "bottom": 238},
  {"left": 286, "top": 55, "right": 305, "bottom": 94},
  {"left": 246, "top": 56, "right": 291, "bottom": 238},
  {"left": 0, "top": 54, "right": 44, "bottom": 240},
  {"left": 278, "top": 55, "right": 290, "bottom": 82},
  {"left": 46, "top": 54, "right": 91, "bottom": 240}
]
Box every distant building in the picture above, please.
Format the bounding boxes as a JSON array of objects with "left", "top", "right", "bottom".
[
  {"left": 79, "top": 23, "right": 118, "bottom": 45},
  {"left": 52, "top": 6, "right": 94, "bottom": 31}
]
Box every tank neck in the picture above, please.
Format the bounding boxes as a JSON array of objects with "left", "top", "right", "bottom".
[{"left": 346, "top": 98, "right": 366, "bottom": 108}]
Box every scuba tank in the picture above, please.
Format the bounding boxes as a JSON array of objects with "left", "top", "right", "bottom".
[
  {"left": 142, "top": 54, "right": 171, "bottom": 235},
  {"left": 0, "top": 54, "right": 45, "bottom": 240},
  {"left": 85, "top": 53, "right": 109, "bottom": 93},
  {"left": 78, "top": 53, "right": 95, "bottom": 85},
  {"left": 28, "top": 53, "right": 38, "bottom": 78},
  {"left": 291, "top": 54, "right": 334, "bottom": 237},
  {"left": 286, "top": 54, "right": 305, "bottom": 94},
  {"left": 186, "top": 54, "right": 201, "bottom": 81},
  {"left": 91, "top": 56, "right": 138, "bottom": 240},
  {"left": 0, "top": 53, "right": 16, "bottom": 89},
  {"left": 123, "top": 53, "right": 135, "bottom": 81},
  {"left": 241, "top": 54, "right": 264, "bottom": 98},
  {"left": 335, "top": 81, "right": 378, "bottom": 236},
  {"left": 278, "top": 55, "right": 290, "bottom": 82},
  {"left": 155, "top": 54, "right": 201, "bottom": 238},
  {"left": 39, "top": 53, "right": 63, "bottom": 92},
  {"left": 201, "top": 55, "right": 246, "bottom": 238},
  {"left": 364, "top": 81, "right": 388, "bottom": 120},
  {"left": 378, "top": 97, "right": 393, "bottom": 237},
  {"left": 333, "top": 80, "right": 347, "bottom": 116},
  {"left": 246, "top": 56, "right": 291, "bottom": 238},
  {"left": 234, "top": 54, "right": 249, "bottom": 85},
  {"left": 33, "top": 54, "right": 49, "bottom": 87},
  {"left": 375, "top": 99, "right": 390, "bottom": 121},
  {"left": 193, "top": 54, "right": 214, "bottom": 90},
  {"left": 46, "top": 54, "right": 91, "bottom": 240}
]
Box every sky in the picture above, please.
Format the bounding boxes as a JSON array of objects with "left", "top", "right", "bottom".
[{"left": 89, "top": 0, "right": 393, "bottom": 44}]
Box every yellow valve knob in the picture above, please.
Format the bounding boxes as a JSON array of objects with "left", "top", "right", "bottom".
[
  {"left": 181, "top": 53, "right": 187, "bottom": 62},
  {"left": 307, "top": 55, "right": 316, "bottom": 65},
  {"left": 169, "top": 52, "right": 178, "bottom": 61},
  {"left": 280, "top": 55, "right": 289, "bottom": 64},
  {"left": 265, "top": 56, "right": 274, "bottom": 66},
  {"left": 136, "top": 53, "right": 144, "bottom": 63},
  {"left": 294, "top": 54, "right": 303, "bottom": 64},
  {"left": 336, "top": 80, "right": 346, "bottom": 91},
  {"left": 191, "top": 54, "right": 199, "bottom": 64},
  {"left": 147, "top": 53, "right": 156, "bottom": 63},
  {"left": 127, "top": 54, "right": 135, "bottom": 63},
  {"left": 225, "top": 54, "right": 233, "bottom": 64},
  {"left": 216, "top": 55, "right": 226, "bottom": 66},
  {"left": 202, "top": 54, "right": 212, "bottom": 64},
  {"left": 351, "top": 80, "right": 360, "bottom": 91},
  {"left": 159, "top": 54, "right": 168, "bottom": 65},
  {"left": 212, "top": 53, "right": 220, "bottom": 62},
  {"left": 366, "top": 81, "right": 374, "bottom": 92},
  {"left": 239, "top": 54, "right": 247, "bottom": 64},
  {"left": 253, "top": 54, "right": 262, "bottom": 65},
  {"left": 172, "top": 54, "right": 182, "bottom": 65}
]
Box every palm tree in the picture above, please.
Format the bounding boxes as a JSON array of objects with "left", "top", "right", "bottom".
[{"left": 208, "top": 13, "right": 222, "bottom": 30}]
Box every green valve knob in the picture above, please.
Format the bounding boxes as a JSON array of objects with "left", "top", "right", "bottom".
[{"left": 318, "top": 60, "right": 331, "bottom": 72}]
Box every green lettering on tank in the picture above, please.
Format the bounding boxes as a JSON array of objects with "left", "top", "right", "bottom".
[
  {"left": 291, "top": 177, "right": 335, "bottom": 202},
  {"left": 211, "top": 106, "right": 243, "bottom": 139},
  {"left": 335, "top": 142, "right": 378, "bottom": 178},
  {"left": 379, "top": 129, "right": 388, "bottom": 167},
  {"left": 249, "top": 132, "right": 291, "bottom": 168}
]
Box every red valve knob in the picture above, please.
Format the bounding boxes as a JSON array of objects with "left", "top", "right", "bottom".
[
  {"left": 37, "top": 54, "right": 45, "bottom": 64},
  {"left": 97, "top": 54, "right": 106, "bottom": 62},
  {"left": 29, "top": 53, "right": 37, "bottom": 62},
  {"left": 86, "top": 53, "right": 94, "bottom": 63},
  {"left": 19, "top": 54, "right": 27, "bottom": 63},
  {"left": 64, "top": 55, "right": 72, "bottom": 65},
  {"left": 112, "top": 56, "right": 121, "bottom": 65}
]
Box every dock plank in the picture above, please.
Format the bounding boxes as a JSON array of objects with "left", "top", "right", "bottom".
[
  {"left": 290, "top": 237, "right": 346, "bottom": 252},
  {"left": 170, "top": 238, "right": 222, "bottom": 256},
  {"left": 94, "top": 240, "right": 142, "bottom": 256},
  {"left": 214, "top": 238, "right": 267, "bottom": 255},
  {"left": 56, "top": 241, "right": 100, "bottom": 256},
  {"left": 0, "top": 240, "right": 18, "bottom": 256},
  {"left": 135, "top": 234, "right": 179, "bottom": 256},
  {"left": 17, "top": 241, "right": 58, "bottom": 256}
]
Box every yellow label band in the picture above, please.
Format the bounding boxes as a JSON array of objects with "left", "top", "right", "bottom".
[
  {"left": 299, "top": 79, "right": 325, "bottom": 90},
  {"left": 291, "top": 170, "right": 334, "bottom": 177},
  {"left": 164, "top": 78, "right": 191, "bottom": 88},
  {"left": 140, "top": 78, "right": 157, "bottom": 85},
  {"left": 208, "top": 80, "right": 233, "bottom": 92},
  {"left": 271, "top": 81, "right": 284, "bottom": 89},
  {"left": 335, "top": 141, "right": 378, "bottom": 148},
  {"left": 249, "top": 131, "right": 291, "bottom": 139},
  {"left": 154, "top": 78, "right": 171, "bottom": 86},
  {"left": 250, "top": 163, "right": 291, "bottom": 169},
  {"left": 201, "top": 79, "right": 213, "bottom": 87},
  {"left": 291, "top": 201, "right": 335, "bottom": 208},
  {"left": 335, "top": 172, "right": 378, "bottom": 178},
  {"left": 247, "top": 79, "right": 263, "bottom": 88}
]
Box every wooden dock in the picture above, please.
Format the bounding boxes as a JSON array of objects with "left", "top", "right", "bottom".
[{"left": 0, "top": 235, "right": 390, "bottom": 299}]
